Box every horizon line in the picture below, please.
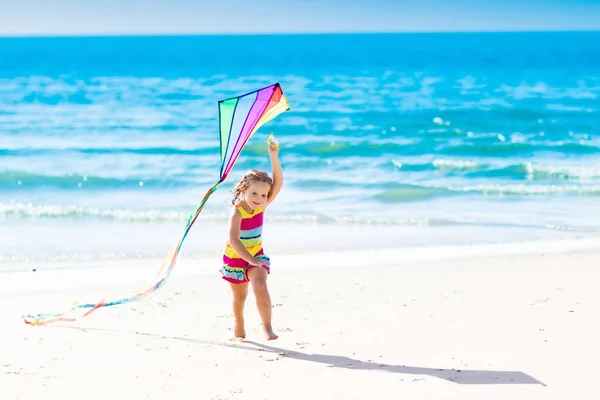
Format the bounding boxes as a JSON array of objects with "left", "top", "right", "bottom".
[{"left": 1, "top": 28, "right": 599, "bottom": 39}]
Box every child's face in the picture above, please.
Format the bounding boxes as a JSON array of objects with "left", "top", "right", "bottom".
[{"left": 243, "top": 181, "right": 271, "bottom": 210}]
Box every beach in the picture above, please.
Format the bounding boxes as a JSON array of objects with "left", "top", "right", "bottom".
[{"left": 2, "top": 238, "right": 599, "bottom": 399}]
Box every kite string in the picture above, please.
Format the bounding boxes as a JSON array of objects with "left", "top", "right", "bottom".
[
  {"left": 23, "top": 82, "right": 289, "bottom": 327},
  {"left": 23, "top": 180, "right": 223, "bottom": 326}
]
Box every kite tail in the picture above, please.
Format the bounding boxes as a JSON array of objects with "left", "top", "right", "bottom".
[{"left": 23, "top": 181, "right": 223, "bottom": 326}]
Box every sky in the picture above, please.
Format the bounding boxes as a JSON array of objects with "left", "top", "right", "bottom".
[{"left": 0, "top": 0, "right": 599, "bottom": 36}]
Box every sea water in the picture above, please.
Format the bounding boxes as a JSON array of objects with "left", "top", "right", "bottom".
[{"left": 1, "top": 32, "right": 599, "bottom": 266}]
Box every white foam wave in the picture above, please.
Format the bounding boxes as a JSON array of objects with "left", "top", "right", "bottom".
[
  {"left": 432, "top": 159, "right": 482, "bottom": 170},
  {"left": 497, "top": 81, "right": 600, "bottom": 100},
  {"left": 0, "top": 203, "right": 198, "bottom": 222},
  {"left": 523, "top": 162, "right": 600, "bottom": 181},
  {"left": 448, "top": 183, "right": 600, "bottom": 196}
]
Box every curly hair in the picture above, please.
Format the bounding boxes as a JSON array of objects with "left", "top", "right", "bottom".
[{"left": 231, "top": 169, "right": 273, "bottom": 205}]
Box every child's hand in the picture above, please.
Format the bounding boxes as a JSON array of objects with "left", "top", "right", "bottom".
[
  {"left": 251, "top": 257, "right": 270, "bottom": 268},
  {"left": 268, "top": 141, "right": 279, "bottom": 157},
  {"left": 267, "top": 136, "right": 279, "bottom": 157}
]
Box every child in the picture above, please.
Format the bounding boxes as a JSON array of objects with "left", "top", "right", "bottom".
[{"left": 220, "top": 138, "right": 282, "bottom": 340}]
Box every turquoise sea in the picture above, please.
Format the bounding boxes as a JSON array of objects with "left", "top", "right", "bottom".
[{"left": 1, "top": 32, "right": 599, "bottom": 266}]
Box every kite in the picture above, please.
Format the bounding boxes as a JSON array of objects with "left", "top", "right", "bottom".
[{"left": 23, "top": 83, "right": 290, "bottom": 326}]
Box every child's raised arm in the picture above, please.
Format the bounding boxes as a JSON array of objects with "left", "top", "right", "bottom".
[{"left": 266, "top": 140, "right": 282, "bottom": 206}]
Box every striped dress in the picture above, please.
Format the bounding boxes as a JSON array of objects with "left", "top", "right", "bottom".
[{"left": 220, "top": 205, "right": 270, "bottom": 283}]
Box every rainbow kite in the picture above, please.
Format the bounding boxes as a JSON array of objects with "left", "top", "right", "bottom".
[{"left": 23, "top": 83, "right": 290, "bottom": 326}]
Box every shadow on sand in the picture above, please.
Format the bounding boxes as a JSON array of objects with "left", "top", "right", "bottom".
[
  {"left": 57, "top": 325, "right": 545, "bottom": 386},
  {"left": 242, "top": 341, "right": 545, "bottom": 385}
]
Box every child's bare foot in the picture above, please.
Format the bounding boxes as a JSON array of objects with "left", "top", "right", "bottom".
[
  {"left": 234, "top": 320, "right": 246, "bottom": 339},
  {"left": 264, "top": 326, "right": 278, "bottom": 341}
]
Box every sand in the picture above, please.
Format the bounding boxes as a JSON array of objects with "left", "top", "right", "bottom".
[{"left": 1, "top": 239, "right": 599, "bottom": 399}]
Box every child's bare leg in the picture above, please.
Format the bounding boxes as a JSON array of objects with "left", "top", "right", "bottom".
[
  {"left": 247, "top": 266, "right": 278, "bottom": 340},
  {"left": 229, "top": 282, "right": 248, "bottom": 339}
]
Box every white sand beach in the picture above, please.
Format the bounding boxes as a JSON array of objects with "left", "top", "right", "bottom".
[{"left": 1, "top": 238, "right": 599, "bottom": 399}]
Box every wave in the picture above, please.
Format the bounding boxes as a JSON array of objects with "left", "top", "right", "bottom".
[
  {"left": 0, "top": 203, "right": 198, "bottom": 222},
  {"left": 0, "top": 201, "right": 455, "bottom": 229},
  {"left": 221, "top": 139, "right": 600, "bottom": 160},
  {"left": 373, "top": 185, "right": 454, "bottom": 202},
  {"left": 393, "top": 159, "right": 600, "bottom": 181},
  {"left": 492, "top": 163, "right": 600, "bottom": 181},
  {"left": 0, "top": 145, "right": 216, "bottom": 157},
  {"left": 0, "top": 251, "right": 174, "bottom": 265},
  {"left": 5, "top": 161, "right": 600, "bottom": 195},
  {"left": 2, "top": 139, "right": 600, "bottom": 163},
  {"left": 0, "top": 171, "right": 188, "bottom": 189},
  {"left": 5, "top": 201, "right": 597, "bottom": 233},
  {"left": 6, "top": 180, "right": 599, "bottom": 224},
  {"left": 450, "top": 183, "right": 600, "bottom": 196},
  {"left": 273, "top": 139, "right": 596, "bottom": 159},
  {"left": 441, "top": 141, "right": 600, "bottom": 156},
  {"left": 0, "top": 140, "right": 419, "bottom": 159},
  {"left": 375, "top": 182, "right": 600, "bottom": 202},
  {"left": 12, "top": 201, "right": 593, "bottom": 231},
  {"left": 0, "top": 202, "right": 457, "bottom": 225}
]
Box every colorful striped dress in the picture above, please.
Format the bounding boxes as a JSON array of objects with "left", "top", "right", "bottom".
[{"left": 221, "top": 205, "right": 270, "bottom": 284}]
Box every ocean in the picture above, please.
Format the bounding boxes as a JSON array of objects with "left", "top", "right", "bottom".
[{"left": 1, "top": 31, "right": 600, "bottom": 267}]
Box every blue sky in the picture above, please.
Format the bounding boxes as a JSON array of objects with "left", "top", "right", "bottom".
[{"left": 1, "top": 0, "right": 599, "bottom": 36}]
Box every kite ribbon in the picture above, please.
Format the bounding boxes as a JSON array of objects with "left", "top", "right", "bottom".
[
  {"left": 23, "top": 83, "right": 290, "bottom": 326},
  {"left": 23, "top": 182, "right": 221, "bottom": 326}
]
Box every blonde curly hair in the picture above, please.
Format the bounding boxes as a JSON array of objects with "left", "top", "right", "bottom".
[{"left": 231, "top": 170, "right": 273, "bottom": 205}]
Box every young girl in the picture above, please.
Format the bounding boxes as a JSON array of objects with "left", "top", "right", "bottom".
[{"left": 220, "top": 139, "right": 282, "bottom": 340}]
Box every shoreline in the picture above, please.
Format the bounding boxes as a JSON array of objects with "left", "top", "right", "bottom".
[
  {"left": 3, "top": 216, "right": 599, "bottom": 266},
  {"left": 4, "top": 235, "right": 600, "bottom": 295}
]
